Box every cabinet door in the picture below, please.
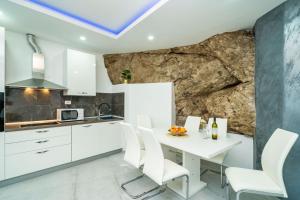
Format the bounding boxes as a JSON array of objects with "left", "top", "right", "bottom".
[
  {"left": 5, "top": 126, "right": 71, "bottom": 144},
  {"left": 0, "top": 134, "right": 4, "bottom": 181},
  {"left": 99, "top": 122, "right": 122, "bottom": 153},
  {"left": 71, "top": 122, "right": 122, "bottom": 161},
  {"left": 5, "top": 144, "right": 71, "bottom": 179},
  {"left": 64, "top": 49, "right": 96, "bottom": 96},
  {"left": 72, "top": 123, "right": 103, "bottom": 161},
  {"left": 0, "top": 27, "right": 4, "bottom": 92}
]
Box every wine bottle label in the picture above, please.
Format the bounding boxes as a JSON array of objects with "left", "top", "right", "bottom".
[{"left": 212, "top": 128, "right": 218, "bottom": 135}]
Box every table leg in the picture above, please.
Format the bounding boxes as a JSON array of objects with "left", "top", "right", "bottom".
[{"left": 167, "top": 151, "right": 207, "bottom": 198}]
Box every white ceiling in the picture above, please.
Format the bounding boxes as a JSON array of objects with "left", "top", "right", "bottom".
[{"left": 0, "top": 0, "right": 286, "bottom": 54}]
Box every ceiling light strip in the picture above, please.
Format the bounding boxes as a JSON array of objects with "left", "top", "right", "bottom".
[{"left": 10, "top": 0, "right": 169, "bottom": 39}]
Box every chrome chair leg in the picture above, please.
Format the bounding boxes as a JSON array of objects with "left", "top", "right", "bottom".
[
  {"left": 141, "top": 185, "right": 167, "bottom": 200},
  {"left": 226, "top": 177, "right": 230, "bottom": 200},
  {"left": 121, "top": 175, "right": 160, "bottom": 199},
  {"left": 185, "top": 175, "right": 190, "bottom": 200},
  {"left": 221, "top": 165, "right": 225, "bottom": 188},
  {"left": 236, "top": 191, "right": 242, "bottom": 200}
]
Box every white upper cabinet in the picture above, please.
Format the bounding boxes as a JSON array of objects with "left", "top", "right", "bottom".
[
  {"left": 0, "top": 27, "right": 5, "bottom": 92},
  {"left": 64, "top": 49, "right": 96, "bottom": 96}
]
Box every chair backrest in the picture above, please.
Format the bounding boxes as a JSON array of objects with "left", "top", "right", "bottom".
[
  {"left": 137, "top": 114, "right": 152, "bottom": 128},
  {"left": 261, "top": 128, "right": 298, "bottom": 198},
  {"left": 208, "top": 118, "right": 228, "bottom": 138},
  {"left": 120, "top": 122, "right": 142, "bottom": 168},
  {"left": 138, "top": 127, "right": 165, "bottom": 185},
  {"left": 184, "top": 116, "right": 201, "bottom": 131}
]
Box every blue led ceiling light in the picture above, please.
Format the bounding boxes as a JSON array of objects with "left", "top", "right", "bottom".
[{"left": 26, "top": 0, "right": 166, "bottom": 38}]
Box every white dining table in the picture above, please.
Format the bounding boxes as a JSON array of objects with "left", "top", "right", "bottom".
[{"left": 153, "top": 128, "right": 242, "bottom": 198}]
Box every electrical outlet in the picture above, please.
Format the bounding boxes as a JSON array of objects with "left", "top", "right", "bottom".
[{"left": 65, "top": 100, "right": 71, "bottom": 105}]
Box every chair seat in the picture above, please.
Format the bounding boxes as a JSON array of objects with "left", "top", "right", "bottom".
[
  {"left": 163, "top": 159, "right": 189, "bottom": 183},
  {"left": 225, "top": 167, "right": 283, "bottom": 195}
]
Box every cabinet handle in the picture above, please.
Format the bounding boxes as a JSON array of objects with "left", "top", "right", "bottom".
[
  {"left": 36, "top": 150, "right": 49, "bottom": 154},
  {"left": 82, "top": 125, "right": 92, "bottom": 128},
  {"left": 36, "top": 130, "right": 49, "bottom": 133},
  {"left": 36, "top": 140, "right": 49, "bottom": 144}
]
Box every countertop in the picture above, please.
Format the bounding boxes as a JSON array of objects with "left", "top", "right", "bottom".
[{"left": 5, "top": 116, "right": 124, "bottom": 132}]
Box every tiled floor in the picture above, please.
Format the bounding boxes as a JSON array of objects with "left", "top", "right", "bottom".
[{"left": 0, "top": 153, "right": 278, "bottom": 200}]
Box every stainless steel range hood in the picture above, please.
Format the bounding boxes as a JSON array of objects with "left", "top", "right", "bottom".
[{"left": 6, "top": 34, "right": 66, "bottom": 90}]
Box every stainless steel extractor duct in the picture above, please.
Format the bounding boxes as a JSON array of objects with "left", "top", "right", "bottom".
[{"left": 6, "top": 34, "right": 66, "bottom": 90}]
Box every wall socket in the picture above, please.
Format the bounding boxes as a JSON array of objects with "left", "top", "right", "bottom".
[{"left": 64, "top": 100, "right": 72, "bottom": 105}]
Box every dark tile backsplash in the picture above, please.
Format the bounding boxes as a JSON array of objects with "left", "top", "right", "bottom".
[{"left": 5, "top": 88, "right": 124, "bottom": 123}]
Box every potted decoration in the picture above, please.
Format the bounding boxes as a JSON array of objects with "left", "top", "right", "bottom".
[{"left": 121, "top": 69, "right": 132, "bottom": 84}]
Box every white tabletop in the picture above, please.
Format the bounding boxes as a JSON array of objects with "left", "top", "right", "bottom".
[{"left": 154, "top": 128, "right": 242, "bottom": 160}]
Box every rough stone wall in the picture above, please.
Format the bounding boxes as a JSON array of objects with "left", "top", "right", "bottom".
[{"left": 104, "top": 30, "right": 255, "bottom": 136}]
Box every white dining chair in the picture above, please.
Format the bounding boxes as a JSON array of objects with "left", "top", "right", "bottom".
[
  {"left": 225, "top": 128, "right": 298, "bottom": 200},
  {"left": 137, "top": 114, "right": 152, "bottom": 149},
  {"left": 203, "top": 118, "right": 228, "bottom": 187},
  {"left": 138, "top": 127, "right": 190, "bottom": 200},
  {"left": 120, "top": 122, "right": 159, "bottom": 199},
  {"left": 137, "top": 114, "right": 152, "bottom": 128},
  {"left": 184, "top": 116, "right": 201, "bottom": 131}
]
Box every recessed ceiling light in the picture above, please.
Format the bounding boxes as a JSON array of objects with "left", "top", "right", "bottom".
[
  {"left": 147, "top": 35, "right": 155, "bottom": 41},
  {"left": 0, "top": 11, "right": 3, "bottom": 16},
  {"left": 80, "top": 36, "right": 86, "bottom": 41}
]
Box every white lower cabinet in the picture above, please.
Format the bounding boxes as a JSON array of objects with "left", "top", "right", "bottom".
[
  {"left": 72, "top": 122, "right": 122, "bottom": 161},
  {"left": 5, "top": 145, "right": 71, "bottom": 179},
  {"left": 0, "top": 134, "right": 4, "bottom": 181},
  {"left": 2, "top": 122, "right": 122, "bottom": 180},
  {"left": 5, "top": 135, "right": 71, "bottom": 156},
  {"left": 5, "top": 126, "right": 72, "bottom": 179}
]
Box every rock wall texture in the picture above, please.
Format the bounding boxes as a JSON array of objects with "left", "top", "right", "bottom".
[{"left": 104, "top": 30, "right": 255, "bottom": 136}]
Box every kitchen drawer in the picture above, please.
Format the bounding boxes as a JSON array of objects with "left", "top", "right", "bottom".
[
  {"left": 5, "top": 144, "right": 71, "bottom": 179},
  {"left": 5, "top": 135, "right": 71, "bottom": 156},
  {"left": 5, "top": 126, "right": 71, "bottom": 144}
]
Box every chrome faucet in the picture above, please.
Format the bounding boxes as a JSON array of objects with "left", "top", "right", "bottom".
[{"left": 98, "top": 103, "right": 111, "bottom": 118}]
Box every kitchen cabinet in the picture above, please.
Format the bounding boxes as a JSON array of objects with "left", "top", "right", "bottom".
[
  {"left": 72, "top": 122, "right": 122, "bottom": 161},
  {"left": 0, "top": 27, "right": 5, "bottom": 92},
  {"left": 64, "top": 49, "right": 96, "bottom": 96},
  {"left": 5, "top": 145, "right": 71, "bottom": 179},
  {"left": 5, "top": 126, "right": 72, "bottom": 179},
  {"left": 0, "top": 134, "right": 4, "bottom": 181}
]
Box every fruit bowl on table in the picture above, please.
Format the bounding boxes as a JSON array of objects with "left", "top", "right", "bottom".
[{"left": 168, "top": 126, "right": 188, "bottom": 136}]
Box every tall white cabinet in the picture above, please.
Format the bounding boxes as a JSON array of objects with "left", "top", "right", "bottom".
[{"left": 64, "top": 49, "right": 96, "bottom": 96}]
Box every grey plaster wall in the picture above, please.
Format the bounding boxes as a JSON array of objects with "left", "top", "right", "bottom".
[
  {"left": 282, "top": 0, "right": 300, "bottom": 198},
  {"left": 255, "top": 0, "right": 300, "bottom": 199},
  {"left": 255, "top": 3, "right": 285, "bottom": 169}
]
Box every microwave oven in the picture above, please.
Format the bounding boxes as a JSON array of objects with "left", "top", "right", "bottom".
[{"left": 57, "top": 108, "right": 84, "bottom": 122}]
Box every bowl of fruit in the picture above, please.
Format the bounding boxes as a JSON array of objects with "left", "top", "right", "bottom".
[{"left": 168, "top": 126, "right": 188, "bottom": 136}]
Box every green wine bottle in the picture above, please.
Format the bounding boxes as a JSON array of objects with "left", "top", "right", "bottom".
[{"left": 212, "top": 117, "right": 218, "bottom": 140}]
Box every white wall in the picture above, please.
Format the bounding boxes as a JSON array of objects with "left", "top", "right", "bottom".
[
  {"left": 113, "top": 82, "right": 175, "bottom": 128},
  {"left": 224, "top": 133, "right": 253, "bottom": 169},
  {"left": 5, "top": 30, "right": 111, "bottom": 92}
]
